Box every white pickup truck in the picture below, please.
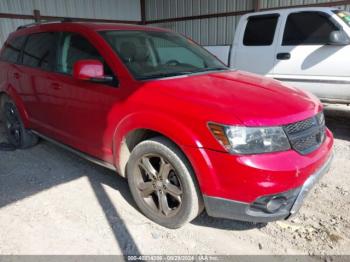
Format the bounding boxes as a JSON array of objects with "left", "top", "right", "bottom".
[{"left": 208, "top": 7, "right": 350, "bottom": 104}]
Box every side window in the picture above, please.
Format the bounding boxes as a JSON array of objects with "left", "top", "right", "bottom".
[
  {"left": 282, "top": 12, "right": 339, "bottom": 45},
  {"left": 151, "top": 37, "right": 204, "bottom": 67},
  {"left": 22, "top": 32, "right": 57, "bottom": 70},
  {"left": 0, "top": 35, "right": 26, "bottom": 63},
  {"left": 113, "top": 36, "right": 154, "bottom": 65},
  {"left": 57, "top": 33, "right": 112, "bottom": 75},
  {"left": 243, "top": 15, "right": 279, "bottom": 46}
]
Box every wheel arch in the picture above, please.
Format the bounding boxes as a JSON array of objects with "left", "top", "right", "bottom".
[
  {"left": 112, "top": 112, "right": 204, "bottom": 179},
  {"left": 0, "top": 91, "right": 5, "bottom": 121},
  {"left": 0, "top": 86, "right": 29, "bottom": 127}
]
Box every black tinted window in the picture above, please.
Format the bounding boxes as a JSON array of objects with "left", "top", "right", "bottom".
[
  {"left": 283, "top": 12, "right": 338, "bottom": 45},
  {"left": 243, "top": 15, "right": 279, "bottom": 46},
  {"left": 23, "top": 32, "right": 57, "bottom": 70},
  {"left": 57, "top": 33, "right": 108, "bottom": 75},
  {"left": 0, "top": 35, "right": 26, "bottom": 63}
]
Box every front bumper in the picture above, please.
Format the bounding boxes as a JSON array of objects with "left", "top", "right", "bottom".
[{"left": 203, "top": 153, "right": 333, "bottom": 223}]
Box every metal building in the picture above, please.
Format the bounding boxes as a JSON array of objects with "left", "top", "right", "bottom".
[
  {"left": 0, "top": 0, "right": 141, "bottom": 45},
  {"left": 1, "top": 0, "right": 350, "bottom": 47}
]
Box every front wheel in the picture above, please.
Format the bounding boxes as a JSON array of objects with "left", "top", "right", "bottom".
[{"left": 127, "top": 137, "right": 203, "bottom": 229}]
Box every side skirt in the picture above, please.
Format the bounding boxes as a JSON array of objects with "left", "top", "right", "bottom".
[{"left": 32, "top": 131, "right": 117, "bottom": 172}]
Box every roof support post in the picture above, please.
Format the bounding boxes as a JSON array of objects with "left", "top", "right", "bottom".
[
  {"left": 140, "top": 0, "right": 146, "bottom": 25},
  {"left": 33, "top": 9, "right": 41, "bottom": 22},
  {"left": 254, "top": 0, "right": 260, "bottom": 12}
]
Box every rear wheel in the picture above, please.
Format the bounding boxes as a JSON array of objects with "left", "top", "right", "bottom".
[
  {"left": 1, "top": 95, "right": 38, "bottom": 149},
  {"left": 127, "top": 137, "right": 203, "bottom": 228}
]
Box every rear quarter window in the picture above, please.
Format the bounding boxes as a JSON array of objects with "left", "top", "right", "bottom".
[{"left": 0, "top": 35, "right": 26, "bottom": 63}]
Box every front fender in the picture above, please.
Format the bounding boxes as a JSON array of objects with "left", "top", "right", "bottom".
[{"left": 112, "top": 111, "right": 205, "bottom": 175}]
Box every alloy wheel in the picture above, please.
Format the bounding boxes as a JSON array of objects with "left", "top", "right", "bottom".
[
  {"left": 135, "top": 154, "right": 183, "bottom": 217},
  {"left": 4, "top": 102, "right": 22, "bottom": 147}
]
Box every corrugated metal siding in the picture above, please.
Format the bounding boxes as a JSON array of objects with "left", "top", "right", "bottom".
[
  {"left": 0, "top": 0, "right": 140, "bottom": 20},
  {"left": 146, "top": 0, "right": 252, "bottom": 46},
  {"left": 0, "top": 18, "right": 29, "bottom": 46},
  {"left": 151, "top": 16, "right": 241, "bottom": 46},
  {"left": 0, "top": 0, "right": 140, "bottom": 47},
  {"left": 260, "top": 0, "right": 345, "bottom": 9},
  {"left": 146, "top": 0, "right": 253, "bottom": 20}
]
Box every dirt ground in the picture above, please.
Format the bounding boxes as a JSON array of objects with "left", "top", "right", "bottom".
[{"left": 0, "top": 104, "right": 349, "bottom": 256}]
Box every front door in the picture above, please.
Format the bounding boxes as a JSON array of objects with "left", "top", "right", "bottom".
[
  {"left": 271, "top": 11, "right": 350, "bottom": 101},
  {"left": 46, "top": 32, "right": 121, "bottom": 162}
]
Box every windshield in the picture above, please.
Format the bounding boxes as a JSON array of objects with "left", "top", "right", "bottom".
[
  {"left": 100, "top": 30, "right": 227, "bottom": 80},
  {"left": 333, "top": 10, "right": 350, "bottom": 27}
]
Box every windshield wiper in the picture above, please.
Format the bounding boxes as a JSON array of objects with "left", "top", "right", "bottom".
[
  {"left": 193, "top": 67, "right": 228, "bottom": 73},
  {"left": 137, "top": 67, "right": 229, "bottom": 80},
  {"left": 137, "top": 71, "right": 194, "bottom": 80}
]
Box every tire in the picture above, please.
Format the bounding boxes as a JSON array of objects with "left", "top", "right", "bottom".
[
  {"left": 0, "top": 95, "right": 38, "bottom": 149},
  {"left": 127, "top": 136, "right": 204, "bottom": 229}
]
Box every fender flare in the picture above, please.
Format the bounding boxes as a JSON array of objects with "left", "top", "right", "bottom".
[{"left": 112, "top": 111, "right": 206, "bottom": 176}]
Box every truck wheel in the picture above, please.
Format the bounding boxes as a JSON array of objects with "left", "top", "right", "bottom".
[
  {"left": 1, "top": 95, "right": 38, "bottom": 149},
  {"left": 127, "top": 137, "right": 203, "bottom": 229}
]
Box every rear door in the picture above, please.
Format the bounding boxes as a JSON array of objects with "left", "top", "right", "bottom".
[
  {"left": 19, "top": 32, "right": 59, "bottom": 129},
  {"left": 232, "top": 14, "right": 280, "bottom": 75},
  {"left": 271, "top": 11, "right": 350, "bottom": 101},
  {"left": 0, "top": 35, "right": 27, "bottom": 102}
]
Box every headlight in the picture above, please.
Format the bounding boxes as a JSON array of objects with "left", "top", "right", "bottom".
[{"left": 208, "top": 123, "right": 291, "bottom": 154}]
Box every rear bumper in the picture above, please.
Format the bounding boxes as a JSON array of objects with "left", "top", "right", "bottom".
[{"left": 203, "top": 153, "right": 333, "bottom": 222}]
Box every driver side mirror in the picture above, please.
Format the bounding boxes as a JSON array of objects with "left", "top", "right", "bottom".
[
  {"left": 328, "top": 30, "right": 350, "bottom": 45},
  {"left": 73, "top": 59, "right": 115, "bottom": 84}
]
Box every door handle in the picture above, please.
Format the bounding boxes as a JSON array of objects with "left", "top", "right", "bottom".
[
  {"left": 13, "top": 72, "right": 20, "bottom": 79},
  {"left": 276, "top": 53, "right": 291, "bottom": 60},
  {"left": 51, "top": 83, "right": 62, "bottom": 90}
]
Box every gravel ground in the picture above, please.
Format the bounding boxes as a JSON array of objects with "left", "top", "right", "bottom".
[{"left": 0, "top": 104, "right": 349, "bottom": 255}]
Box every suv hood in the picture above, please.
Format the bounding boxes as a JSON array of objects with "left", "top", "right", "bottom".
[{"left": 143, "top": 70, "right": 322, "bottom": 127}]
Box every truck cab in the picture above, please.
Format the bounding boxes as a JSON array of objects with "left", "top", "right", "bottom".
[{"left": 229, "top": 7, "right": 350, "bottom": 104}]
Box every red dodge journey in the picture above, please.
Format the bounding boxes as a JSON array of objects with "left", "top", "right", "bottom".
[{"left": 0, "top": 21, "right": 333, "bottom": 228}]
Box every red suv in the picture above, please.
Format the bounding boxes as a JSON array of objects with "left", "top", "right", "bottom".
[{"left": 0, "top": 21, "right": 333, "bottom": 228}]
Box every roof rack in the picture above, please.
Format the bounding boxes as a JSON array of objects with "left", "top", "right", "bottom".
[{"left": 16, "top": 18, "right": 74, "bottom": 31}]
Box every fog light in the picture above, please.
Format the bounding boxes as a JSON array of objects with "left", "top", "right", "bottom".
[{"left": 266, "top": 196, "right": 287, "bottom": 213}]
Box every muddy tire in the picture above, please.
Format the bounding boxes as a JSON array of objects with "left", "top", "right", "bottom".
[{"left": 127, "top": 136, "right": 204, "bottom": 229}]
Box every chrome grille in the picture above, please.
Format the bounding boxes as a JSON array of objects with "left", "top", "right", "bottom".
[{"left": 283, "top": 112, "right": 326, "bottom": 155}]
